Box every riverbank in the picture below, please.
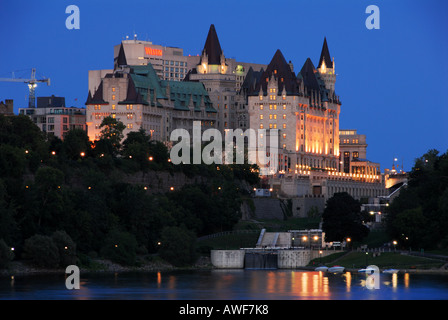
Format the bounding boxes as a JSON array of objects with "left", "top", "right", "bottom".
[{"left": 0, "top": 256, "right": 214, "bottom": 277}]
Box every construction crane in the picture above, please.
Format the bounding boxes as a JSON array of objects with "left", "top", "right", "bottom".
[{"left": 0, "top": 68, "right": 50, "bottom": 108}]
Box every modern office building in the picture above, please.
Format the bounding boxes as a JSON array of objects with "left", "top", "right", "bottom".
[
  {"left": 18, "top": 95, "right": 86, "bottom": 139},
  {"left": 113, "top": 37, "right": 197, "bottom": 82}
]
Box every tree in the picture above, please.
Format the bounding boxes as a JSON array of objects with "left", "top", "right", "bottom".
[
  {"left": 23, "top": 234, "right": 60, "bottom": 268},
  {"left": 322, "top": 192, "right": 369, "bottom": 242},
  {"left": 158, "top": 226, "right": 197, "bottom": 267},
  {"left": 100, "top": 229, "right": 138, "bottom": 266},
  {"left": 386, "top": 149, "right": 448, "bottom": 249},
  {"left": 99, "top": 116, "right": 126, "bottom": 155},
  {"left": 62, "top": 129, "right": 91, "bottom": 160},
  {"left": 52, "top": 230, "right": 77, "bottom": 267},
  {"left": 0, "top": 239, "right": 14, "bottom": 269},
  {"left": 121, "top": 128, "right": 152, "bottom": 171}
]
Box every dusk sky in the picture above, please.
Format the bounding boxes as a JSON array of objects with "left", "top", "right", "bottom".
[{"left": 1, "top": 0, "right": 447, "bottom": 172}]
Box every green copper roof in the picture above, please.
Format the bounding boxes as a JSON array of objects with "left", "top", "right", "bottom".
[{"left": 116, "top": 63, "right": 216, "bottom": 113}]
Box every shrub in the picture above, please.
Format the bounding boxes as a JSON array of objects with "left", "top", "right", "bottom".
[
  {"left": 158, "top": 226, "right": 197, "bottom": 267},
  {"left": 0, "top": 239, "right": 14, "bottom": 269},
  {"left": 100, "top": 230, "right": 138, "bottom": 266},
  {"left": 23, "top": 234, "right": 59, "bottom": 268},
  {"left": 51, "top": 230, "right": 77, "bottom": 267}
]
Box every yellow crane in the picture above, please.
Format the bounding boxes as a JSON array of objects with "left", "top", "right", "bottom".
[{"left": 0, "top": 68, "right": 50, "bottom": 108}]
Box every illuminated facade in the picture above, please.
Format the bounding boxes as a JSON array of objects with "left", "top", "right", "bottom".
[
  {"left": 247, "top": 41, "right": 341, "bottom": 174},
  {"left": 86, "top": 45, "right": 217, "bottom": 142},
  {"left": 245, "top": 38, "right": 386, "bottom": 201},
  {"left": 186, "top": 24, "right": 266, "bottom": 134},
  {"left": 339, "top": 129, "right": 380, "bottom": 176}
]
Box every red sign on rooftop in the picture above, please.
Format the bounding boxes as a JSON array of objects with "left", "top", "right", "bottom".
[{"left": 145, "top": 47, "right": 163, "bottom": 56}]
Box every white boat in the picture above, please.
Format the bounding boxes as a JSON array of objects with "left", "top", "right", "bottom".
[
  {"left": 328, "top": 266, "right": 345, "bottom": 273},
  {"left": 358, "top": 267, "right": 375, "bottom": 274},
  {"left": 358, "top": 268, "right": 369, "bottom": 273},
  {"left": 315, "top": 266, "right": 328, "bottom": 272},
  {"left": 383, "top": 269, "right": 399, "bottom": 274}
]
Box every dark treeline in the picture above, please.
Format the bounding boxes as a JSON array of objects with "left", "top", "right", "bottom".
[
  {"left": 386, "top": 149, "right": 448, "bottom": 251},
  {"left": 0, "top": 115, "right": 259, "bottom": 267}
]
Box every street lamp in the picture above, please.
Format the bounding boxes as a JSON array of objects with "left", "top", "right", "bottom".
[{"left": 393, "top": 240, "right": 397, "bottom": 252}]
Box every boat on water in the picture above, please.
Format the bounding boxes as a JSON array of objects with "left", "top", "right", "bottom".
[
  {"left": 328, "top": 266, "right": 345, "bottom": 273},
  {"left": 383, "top": 269, "right": 399, "bottom": 274},
  {"left": 358, "top": 267, "right": 375, "bottom": 274},
  {"left": 315, "top": 266, "right": 328, "bottom": 272}
]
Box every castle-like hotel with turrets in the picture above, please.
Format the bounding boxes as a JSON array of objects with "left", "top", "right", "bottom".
[{"left": 85, "top": 24, "right": 388, "bottom": 213}]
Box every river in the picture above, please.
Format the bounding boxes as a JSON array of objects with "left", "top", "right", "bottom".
[{"left": 1, "top": 269, "right": 448, "bottom": 300}]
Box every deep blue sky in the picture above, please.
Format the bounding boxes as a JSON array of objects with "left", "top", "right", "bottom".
[{"left": 1, "top": 0, "right": 447, "bottom": 172}]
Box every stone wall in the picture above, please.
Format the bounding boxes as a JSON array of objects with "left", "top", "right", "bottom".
[
  {"left": 211, "top": 250, "right": 246, "bottom": 268},
  {"left": 211, "top": 249, "right": 342, "bottom": 269}
]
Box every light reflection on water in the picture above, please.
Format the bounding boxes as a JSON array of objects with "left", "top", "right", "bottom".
[{"left": 1, "top": 269, "right": 448, "bottom": 300}]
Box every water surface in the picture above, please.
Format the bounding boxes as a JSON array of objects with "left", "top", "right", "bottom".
[{"left": 1, "top": 269, "right": 448, "bottom": 300}]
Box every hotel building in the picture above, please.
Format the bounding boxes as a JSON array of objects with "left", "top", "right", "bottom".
[
  {"left": 86, "top": 25, "right": 387, "bottom": 203},
  {"left": 245, "top": 38, "right": 386, "bottom": 201},
  {"left": 86, "top": 44, "right": 217, "bottom": 142}
]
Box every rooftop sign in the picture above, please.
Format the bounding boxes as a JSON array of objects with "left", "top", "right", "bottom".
[{"left": 145, "top": 47, "right": 163, "bottom": 56}]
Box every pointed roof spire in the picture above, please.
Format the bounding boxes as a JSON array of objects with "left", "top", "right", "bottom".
[
  {"left": 299, "top": 58, "right": 320, "bottom": 91},
  {"left": 86, "top": 81, "right": 108, "bottom": 105},
  {"left": 318, "top": 37, "right": 333, "bottom": 69},
  {"left": 253, "top": 49, "right": 298, "bottom": 95},
  {"left": 115, "top": 43, "right": 128, "bottom": 68},
  {"left": 200, "top": 24, "right": 223, "bottom": 65}
]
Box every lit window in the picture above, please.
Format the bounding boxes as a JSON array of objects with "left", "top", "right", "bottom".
[
  {"left": 269, "top": 114, "right": 273, "bottom": 120},
  {"left": 283, "top": 134, "right": 286, "bottom": 139},
  {"left": 283, "top": 114, "right": 286, "bottom": 119},
  {"left": 112, "top": 95, "right": 116, "bottom": 100},
  {"left": 259, "top": 95, "right": 263, "bottom": 101},
  {"left": 283, "top": 124, "right": 286, "bottom": 129},
  {"left": 260, "top": 124, "right": 264, "bottom": 129},
  {"left": 283, "top": 104, "right": 286, "bottom": 109},
  {"left": 112, "top": 105, "right": 116, "bottom": 110},
  {"left": 274, "top": 114, "right": 277, "bottom": 120},
  {"left": 112, "top": 87, "right": 116, "bottom": 92},
  {"left": 260, "top": 115, "right": 263, "bottom": 120},
  {"left": 260, "top": 104, "right": 263, "bottom": 110},
  {"left": 127, "top": 123, "right": 133, "bottom": 129}
]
